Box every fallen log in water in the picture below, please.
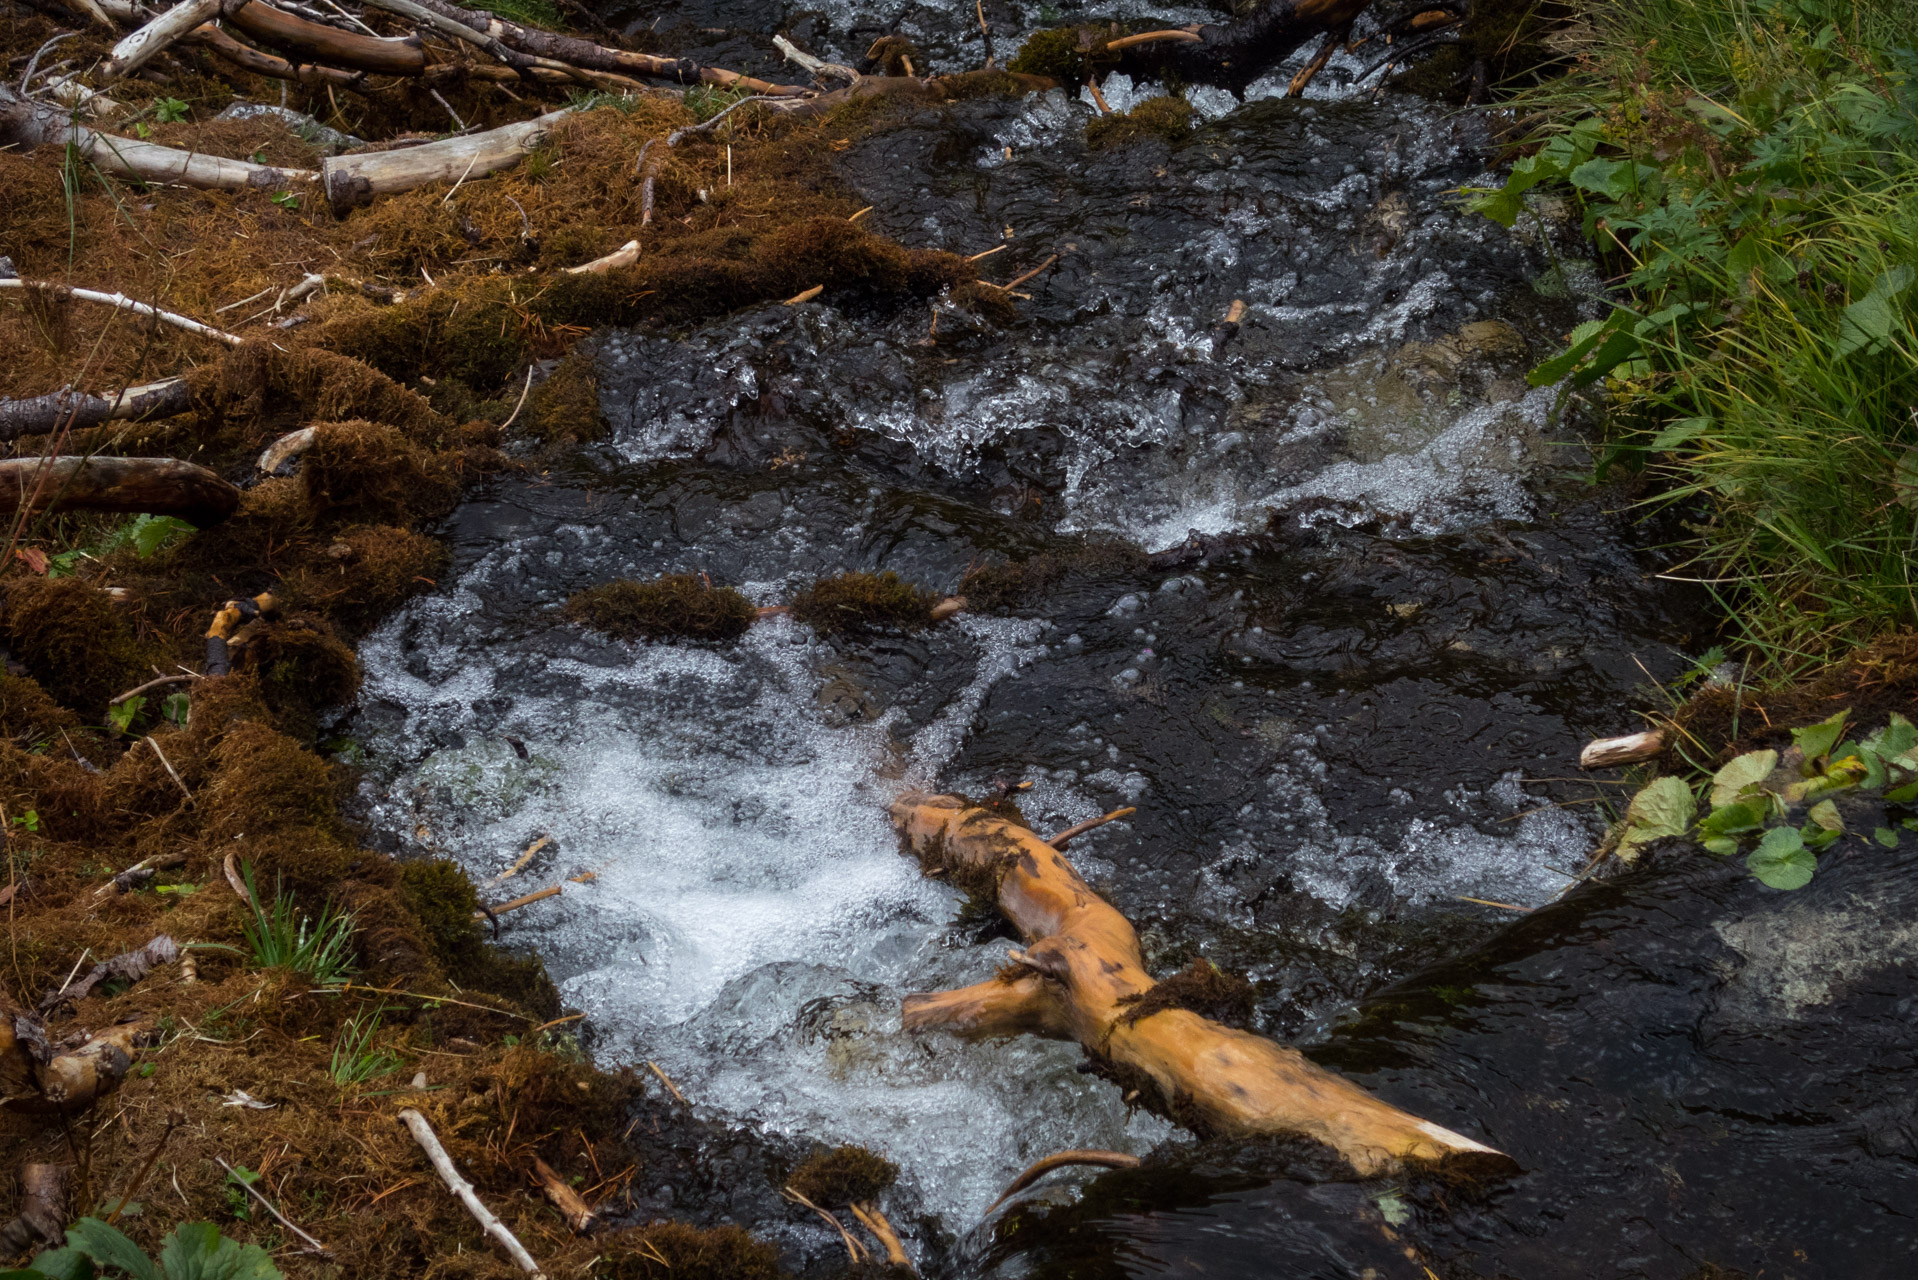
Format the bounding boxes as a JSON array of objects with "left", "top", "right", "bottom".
[
  {"left": 0, "top": 456, "right": 241, "bottom": 528},
  {"left": 892, "top": 792, "right": 1514, "bottom": 1176}
]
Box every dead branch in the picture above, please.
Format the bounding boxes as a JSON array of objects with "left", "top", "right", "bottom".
[
  {"left": 472, "top": 883, "right": 560, "bottom": 919},
  {"left": 398, "top": 1107, "right": 546, "bottom": 1277},
  {"left": 257, "top": 425, "right": 318, "bottom": 473},
  {"left": 0, "top": 1164, "right": 69, "bottom": 1254},
  {"left": 0, "top": 278, "right": 245, "bottom": 346},
  {"left": 986, "top": 1149, "right": 1140, "bottom": 1213},
  {"left": 781, "top": 1186, "right": 867, "bottom": 1265},
  {"left": 1045, "top": 806, "right": 1135, "bottom": 850},
  {"left": 320, "top": 107, "right": 571, "bottom": 212},
  {"left": 1580, "top": 729, "right": 1666, "bottom": 769},
  {"left": 1, "top": 85, "right": 318, "bottom": 190},
  {"left": 187, "top": 24, "right": 372, "bottom": 90},
  {"left": 0, "top": 377, "right": 193, "bottom": 441},
  {"left": 92, "top": 852, "right": 188, "bottom": 898},
  {"left": 893, "top": 793, "right": 1514, "bottom": 1177},
  {"left": 222, "top": 0, "right": 428, "bottom": 76},
  {"left": 39, "top": 936, "right": 180, "bottom": 1013},
  {"left": 847, "top": 1202, "right": 913, "bottom": 1272},
  {"left": 100, "top": 0, "right": 223, "bottom": 82},
  {"left": 0, "top": 456, "right": 241, "bottom": 528},
  {"left": 564, "top": 239, "right": 638, "bottom": 275},
  {"left": 215, "top": 1156, "right": 332, "bottom": 1256},
  {"left": 527, "top": 1155, "right": 596, "bottom": 1234}
]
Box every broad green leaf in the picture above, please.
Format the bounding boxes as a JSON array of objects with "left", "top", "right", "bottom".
[
  {"left": 1528, "top": 319, "right": 1615, "bottom": 386},
  {"left": 155, "top": 1223, "right": 281, "bottom": 1280},
  {"left": 22, "top": 1249, "right": 92, "bottom": 1280},
  {"left": 1875, "top": 827, "right": 1900, "bottom": 848},
  {"left": 1709, "top": 750, "right": 1777, "bottom": 808},
  {"left": 1615, "top": 775, "right": 1696, "bottom": 862},
  {"left": 1807, "top": 799, "right": 1844, "bottom": 832},
  {"left": 1698, "top": 799, "right": 1765, "bottom": 837},
  {"left": 1570, "top": 328, "right": 1645, "bottom": 388},
  {"left": 1791, "top": 709, "right": 1850, "bottom": 762},
  {"left": 1866, "top": 713, "right": 1918, "bottom": 761},
  {"left": 63, "top": 1219, "right": 158, "bottom": 1280},
  {"left": 1835, "top": 264, "right": 1914, "bottom": 357},
  {"left": 128, "top": 514, "right": 195, "bottom": 560},
  {"left": 1748, "top": 826, "right": 1815, "bottom": 890},
  {"left": 1702, "top": 835, "right": 1741, "bottom": 856},
  {"left": 1886, "top": 782, "right": 1918, "bottom": 803}
]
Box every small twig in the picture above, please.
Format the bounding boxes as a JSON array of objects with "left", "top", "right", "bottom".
[
  {"left": 0, "top": 279, "right": 244, "bottom": 346},
  {"left": 145, "top": 735, "right": 193, "bottom": 805},
  {"left": 976, "top": 0, "right": 994, "bottom": 68},
  {"left": 112, "top": 673, "right": 198, "bottom": 705},
  {"left": 782, "top": 1186, "right": 867, "bottom": 1264},
  {"left": 1104, "top": 29, "right": 1203, "bottom": 52},
  {"left": 1455, "top": 895, "right": 1529, "bottom": 912},
  {"left": 215, "top": 1157, "right": 332, "bottom": 1256},
  {"left": 783, "top": 284, "right": 823, "bottom": 305},
  {"left": 643, "top": 1059, "right": 685, "bottom": 1104},
  {"left": 488, "top": 834, "right": 550, "bottom": 887},
  {"left": 965, "top": 244, "right": 1006, "bottom": 262},
  {"left": 986, "top": 1149, "right": 1141, "bottom": 1214},
  {"left": 849, "top": 1201, "right": 914, "bottom": 1272},
  {"left": 19, "top": 33, "right": 77, "bottom": 95},
  {"left": 980, "top": 253, "right": 1060, "bottom": 293},
  {"left": 441, "top": 149, "right": 483, "bottom": 205},
  {"left": 1045, "top": 805, "right": 1135, "bottom": 850},
  {"left": 213, "top": 286, "right": 275, "bottom": 315},
  {"left": 473, "top": 881, "right": 559, "bottom": 920},
  {"left": 429, "top": 86, "right": 468, "bottom": 132},
  {"left": 667, "top": 93, "right": 782, "bottom": 146},
  {"left": 398, "top": 1109, "right": 545, "bottom": 1276},
  {"left": 498, "top": 366, "right": 536, "bottom": 430},
  {"left": 1084, "top": 76, "right": 1112, "bottom": 114}
]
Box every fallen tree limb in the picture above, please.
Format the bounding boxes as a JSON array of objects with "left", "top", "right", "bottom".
[
  {"left": 320, "top": 107, "right": 570, "bottom": 212},
  {"left": 222, "top": 0, "right": 428, "bottom": 75},
  {"left": 0, "top": 377, "right": 193, "bottom": 441},
  {"left": 527, "top": 1155, "right": 596, "bottom": 1234},
  {"left": 892, "top": 793, "right": 1514, "bottom": 1177},
  {"left": 188, "top": 24, "right": 372, "bottom": 89},
  {"left": 0, "top": 86, "right": 316, "bottom": 191},
  {"left": 0, "top": 278, "right": 245, "bottom": 346},
  {"left": 1580, "top": 729, "right": 1666, "bottom": 769},
  {"left": 0, "top": 457, "right": 241, "bottom": 528},
  {"left": 0, "top": 1163, "right": 69, "bottom": 1254},
  {"left": 986, "top": 1149, "right": 1140, "bottom": 1213},
  {"left": 398, "top": 1107, "right": 546, "bottom": 1277},
  {"left": 846, "top": 1202, "right": 912, "bottom": 1272},
  {"left": 101, "top": 0, "right": 224, "bottom": 82}
]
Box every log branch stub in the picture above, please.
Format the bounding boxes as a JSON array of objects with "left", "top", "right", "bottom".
[
  {"left": 0, "top": 377, "right": 192, "bottom": 441},
  {"left": 319, "top": 108, "right": 570, "bottom": 213},
  {"left": 399, "top": 1107, "right": 546, "bottom": 1276},
  {"left": 221, "top": 0, "right": 428, "bottom": 76},
  {"left": 0, "top": 456, "right": 241, "bottom": 528},
  {"left": 0, "top": 1163, "right": 69, "bottom": 1253},
  {"left": 892, "top": 792, "right": 1514, "bottom": 1177}
]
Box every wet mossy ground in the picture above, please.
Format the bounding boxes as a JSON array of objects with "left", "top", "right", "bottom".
[
  {"left": 1085, "top": 96, "right": 1197, "bottom": 149},
  {"left": 565, "top": 575, "right": 758, "bottom": 642},
  {"left": 787, "top": 1144, "right": 901, "bottom": 1207}
]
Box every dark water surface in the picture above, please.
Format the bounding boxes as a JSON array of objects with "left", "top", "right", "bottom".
[{"left": 345, "top": 5, "right": 1917, "bottom": 1274}]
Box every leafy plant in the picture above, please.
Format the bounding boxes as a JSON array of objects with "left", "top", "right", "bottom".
[
  {"left": 47, "top": 515, "right": 196, "bottom": 578},
  {"left": 107, "top": 696, "right": 144, "bottom": 736},
  {"left": 21, "top": 1216, "right": 281, "bottom": 1280},
  {"left": 151, "top": 98, "right": 189, "bottom": 124},
  {"left": 1614, "top": 710, "right": 1918, "bottom": 889},
  {"left": 327, "top": 1007, "right": 401, "bottom": 1086},
  {"left": 268, "top": 192, "right": 299, "bottom": 211},
  {"left": 239, "top": 863, "right": 358, "bottom": 985},
  {"left": 221, "top": 1167, "right": 260, "bottom": 1223}
]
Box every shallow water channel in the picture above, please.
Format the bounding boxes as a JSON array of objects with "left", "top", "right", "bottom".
[{"left": 348, "top": 6, "right": 1918, "bottom": 1276}]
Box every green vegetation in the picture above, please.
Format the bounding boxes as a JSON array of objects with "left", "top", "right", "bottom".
[
  {"left": 1471, "top": 0, "right": 1918, "bottom": 668},
  {"left": 24, "top": 1217, "right": 281, "bottom": 1280},
  {"left": 328, "top": 1007, "right": 402, "bottom": 1085},
  {"left": 240, "top": 863, "right": 358, "bottom": 985},
  {"left": 1614, "top": 709, "right": 1918, "bottom": 887}
]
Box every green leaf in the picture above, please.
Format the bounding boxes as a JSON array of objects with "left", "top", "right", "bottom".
[
  {"left": 1709, "top": 749, "right": 1777, "bottom": 808},
  {"left": 1835, "top": 264, "right": 1914, "bottom": 357},
  {"left": 1875, "top": 826, "right": 1900, "bottom": 848},
  {"left": 1791, "top": 709, "right": 1851, "bottom": 762},
  {"left": 127, "top": 515, "right": 194, "bottom": 560},
  {"left": 1698, "top": 799, "right": 1766, "bottom": 839},
  {"left": 1615, "top": 775, "right": 1696, "bottom": 863},
  {"left": 1570, "top": 328, "right": 1645, "bottom": 388},
  {"left": 63, "top": 1219, "right": 159, "bottom": 1280},
  {"left": 1650, "top": 417, "right": 1712, "bottom": 451},
  {"left": 1747, "top": 826, "right": 1815, "bottom": 890},
  {"left": 22, "top": 1248, "right": 93, "bottom": 1280},
  {"left": 1868, "top": 713, "right": 1918, "bottom": 762},
  {"left": 1807, "top": 799, "right": 1843, "bottom": 832},
  {"left": 1701, "top": 834, "right": 1741, "bottom": 856},
  {"left": 108, "top": 696, "right": 144, "bottom": 736},
  {"left": 153, "top": 98, "right": 189, "bottom": 125},
  {"left": 1886, "top": 782, "right": 1918, "bottom": 803},
  {"left": 155, "top": 1223, "right": 281, "bottom": 1280}
]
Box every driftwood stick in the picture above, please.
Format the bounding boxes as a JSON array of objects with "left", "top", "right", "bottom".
[
  {"left": 320, "top": 108, "right": 571, "bottom": 213},
  {"left": 527, "top": 1155, "right": 596, "bottom": 1234},
  {"left": 772, "top": 34, "right": 857, "bottom": 83},
  {"left": 472, "top": 883, "right": 560, "bottom": 919},
  {"left": 222, "top": 0, "right": 427, "bottom": 75},
  {"left": 847, "top": 1202, "right": 913, "bottom": 1272},
  {"left": 563, "top": 239, "right": 638, "bottom": 275},
  {"left": 0, "top": 279, "right": 244, "bottom": 346},
  {"left": 1579, "top": 729, "right": 1666, "bottom": 769},
  {"left": 0, "top": 457, "right": 241, "bottom": 528},
  {"left": 398, "top": 1108, "right": 546, "bottom": 1277},
  {"left": 187, "top": 24, "right": 371, "bottom": 89},
  {"left": 1044, "top": 805, "right": 1134, "bottom": 850},
  {"left": 0, "top": 377, "right": 192, "bottom": 441},
  {"left": 985, "top": 1149, "right": 1140, "bottom": 1213},
  {"left": 100, "top": 0, "right": 223, "bottom": 81},
  {"left": 893, "top": 793, "right": 1513, "bottom": 1177},
  {"left": 1, "top": 86, "right": 319, "bottom": 190}
]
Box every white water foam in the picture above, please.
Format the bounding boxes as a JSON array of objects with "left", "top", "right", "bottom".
[{"left": 357, "top": 600, "right": 1173, "bottom": 1231}]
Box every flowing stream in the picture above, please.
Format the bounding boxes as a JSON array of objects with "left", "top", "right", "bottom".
[{"left": 346, "top": 5, "right": 1918, "bottom": 1275}]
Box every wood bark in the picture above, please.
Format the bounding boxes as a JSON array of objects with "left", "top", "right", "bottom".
[
  {"left": 0, "top": 87, "right": 316, "bottom": 192},
  {"left": 0, "top": 378, "right": 193, "bottom": 441},
  {"left": 892, "top": 793, "right": 1513, "bottom": 1177},
  {"left": 1580, "top": 729, "right": 1666, "bottom": 769},
  {"left": 0, "top": 1163, "right": 69, "bottom": 1254},
  {"left": 221, "top": 0, "right": 428, "bottom": 76},
  {"left": 0, "top": 456, "right": 242, "bottom": 528},
  {"left": 527, "top": 1155, "right": 596, "bottom": 1234},
  {"left": 187, "top": 24, "right": 372, "bottom": 90},
  {"left": 320, "top": 107, "right": 569, "bottom": 212}
]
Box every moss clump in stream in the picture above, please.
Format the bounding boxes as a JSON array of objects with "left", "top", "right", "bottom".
[
  {"left": 566, "top": 575, "right": 758, "bottom": 642},
  {"left": 790, "top": 570, "right": 937, "bottom": 634},
  {"left": 1086, "top": 96, "right": 1196, "bottom": 149},
  {"left": 601, "top": 1222, "right": 784, "bottom": 1280},
  {"left": 788, "top": 1144, "right": 900, "bottom": 1207},
  {"left": 1116, "top": 956, "right": 1257, "bottom": 1029}
]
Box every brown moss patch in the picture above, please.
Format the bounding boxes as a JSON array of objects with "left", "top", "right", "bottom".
[
  {"left": 960, "top": 541, "right": 1148, "bottom": 613},
  {"left": 0, "top": 670, "right": 84, "bottom": 747},
  {"left": 1085, "top": 95, "right": 1196, "bottom": 149},
  {"left": 790, "top": 571, "right": 937, "bottom": 634},
  {"left": 0, "top": 576, "right": 156, "bottom": 718},
  {"left": 564, "top": 575, "right": 757, "bottom": 643},
  {"left": 1116, "top": 956, "right": 1256, "bottom": 1029},
  {"left": 787, "top": 1144, "right": 899, "bottom": 1207},
  {"left": 302, "top": 419, "right": 461, "bottom": 527},
  {"left": 232, "top": 615, "right": 362, "bottom": 740},
  {"left": 601, "top": 1222, "right": 785, "bottom": 1280},
  {"left": 522, "top": 345, "right": 606, "bottom": 448},
  {"left": 280, "top": 523, "right": 447, "bottom": 638}
]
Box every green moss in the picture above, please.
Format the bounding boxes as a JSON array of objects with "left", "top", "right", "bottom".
[
  {"left": 1116, "top": 956, "right": 1256, "bottom": 1029},
  {"left": 601, "top": 1222, "right": 783, "bottom": 1280},
  {"left": 787, "top": 1145, "right": 898, "bottom": 1208},
  {"left": 1007, "top": 27, "right": 1093, "bottom": 80},
  {"left": 0, "top": 576, "right": 155, "bottom": 718},
  {"left": 1085, "top": 96, "right": 1196, "bottom": 149},
  {"left": 565, "top": 575, "right": 757, "bottom": 643},
  {"left": 237, "top": 617, "right": 363, "bottom": 742},
  {"left": 399, "top": 857, "right": 563, "bottom": 1016},
  {"left": 789, "top": 571, "right": 936, "bottom": 634}
]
